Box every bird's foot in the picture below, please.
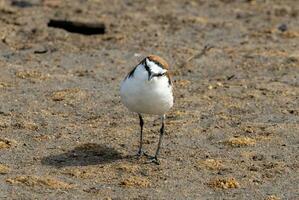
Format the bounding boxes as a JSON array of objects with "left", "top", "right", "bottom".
[
  {"left": 135, "top": 149, "right": 149, "bottom": 159},
  {"left": 146, "top": 156, "right": 160, "bottom": 165}
]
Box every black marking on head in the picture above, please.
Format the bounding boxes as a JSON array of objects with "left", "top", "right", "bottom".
[
  {"left": 147, "top": 71, "right": 172, "bottom": 86},
  {"left": 126, "top": 57, "right": 172, "bottom": 85},
  {"left": 143, "top": 58, "right": 152, "bottom": 79},
  {"left": 151, "top": 72, "right": 165, "bottom": 78}
]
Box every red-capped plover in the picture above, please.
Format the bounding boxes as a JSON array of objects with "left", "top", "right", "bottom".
[{"left": 120, "top": 55, "right": 174, "bottom": 164}]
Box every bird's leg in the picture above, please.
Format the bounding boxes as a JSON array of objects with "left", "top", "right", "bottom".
[
  {"left": 149, "top": 115, "right": 165, "bottom": 165},
  {"left": 136, "top": 114, "right": 147, "bottom": 158}
]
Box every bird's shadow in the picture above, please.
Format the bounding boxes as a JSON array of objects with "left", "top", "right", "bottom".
[{"left": 41, "top": 143, "right": 123, "bottom": 167}]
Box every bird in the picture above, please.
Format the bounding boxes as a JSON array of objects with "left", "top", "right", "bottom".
[{"left": 120, "top": 55, "right": 174, "bottom": 164}]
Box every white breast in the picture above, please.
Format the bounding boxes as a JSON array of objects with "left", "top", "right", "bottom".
[{"left": 120, "top": 64, "right": 173, "bottom": 115}]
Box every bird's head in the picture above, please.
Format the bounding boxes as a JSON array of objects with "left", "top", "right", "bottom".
[{"left": 143, "top": 55, "right": 169, "bottom": 81}]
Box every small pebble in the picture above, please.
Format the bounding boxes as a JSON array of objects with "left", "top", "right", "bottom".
[{"left": 278, "top": 24, "right": 288, "bottom": 32}]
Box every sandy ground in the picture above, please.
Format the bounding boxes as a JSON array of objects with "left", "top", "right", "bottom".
[{"left": 0, "top": 0, "right": 299, "bottom": 199}]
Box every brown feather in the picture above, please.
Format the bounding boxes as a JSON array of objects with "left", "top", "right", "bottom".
[{"left": 147, "top": 55, "right": 169, "bottom": 70}]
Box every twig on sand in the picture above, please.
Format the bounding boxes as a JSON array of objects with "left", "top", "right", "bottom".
[{"left": 179, "top": 45, "right": 214, "bottom": 68}]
